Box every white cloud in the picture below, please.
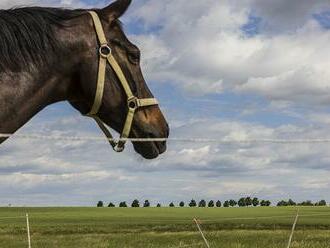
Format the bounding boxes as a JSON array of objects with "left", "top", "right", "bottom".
[
  {"left": 130, "top": 1, "right": 330, "bottom": 106},
  {"left": 1, "top": 1, "right": 330, "bottom": 205},
  {"left": 0, "top": 0, "right": 89, "bottom": 9},
  {"left": 3, "top": 110, "right": 330, "bottom": 205},
  {"left": 251, "top": 0, "right": 330, "bottom": 32}
]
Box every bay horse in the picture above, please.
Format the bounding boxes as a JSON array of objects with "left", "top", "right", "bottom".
[{"left": 0, "top": 0, "right": 169, "bottom": 159}]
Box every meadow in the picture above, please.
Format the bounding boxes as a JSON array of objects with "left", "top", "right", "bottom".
[{"left": 0, "top": 207, "right": 329, "bottom": 247}]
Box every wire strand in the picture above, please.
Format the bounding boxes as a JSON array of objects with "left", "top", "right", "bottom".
[{"left": 2, "top": 133, "right": 330, "bottom": 144}]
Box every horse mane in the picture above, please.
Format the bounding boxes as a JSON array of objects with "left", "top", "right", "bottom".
[{"left": 0, "top": 7, "right": 83, "bottom": 71}]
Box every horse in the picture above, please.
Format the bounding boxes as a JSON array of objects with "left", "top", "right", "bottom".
[{"left": 0, "top": 0, "right": 169, "bottom": 159}]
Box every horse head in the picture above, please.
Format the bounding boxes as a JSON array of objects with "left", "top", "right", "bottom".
[{"left": 69, "top": 0, "right": 169, "bottom": 159}]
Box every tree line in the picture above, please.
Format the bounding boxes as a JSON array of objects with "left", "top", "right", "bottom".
[
  {"left": 97, "top": 197, "right": 272, "bottom": 208},
  {"left": 97, "top": 197, "right": 328, "bottom": 208},
  {"left": 277, "top": 199, "right": 327, "bottom": 207}
]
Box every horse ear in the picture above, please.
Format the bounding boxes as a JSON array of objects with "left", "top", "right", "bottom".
[{"left": 101, "top": 0, "right": 132, "bottom": 20}]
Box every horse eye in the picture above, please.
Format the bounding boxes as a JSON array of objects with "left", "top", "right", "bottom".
[{"left": 128, "top": 51, "right": 140, "bottom": 64}]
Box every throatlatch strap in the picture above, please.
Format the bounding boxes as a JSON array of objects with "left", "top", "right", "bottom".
[
  {"left": 88, "top": 57, "right": 107, "bottom": 116},
  {"left": 93, "top": 116, "right": 118, "bottom": 148}
]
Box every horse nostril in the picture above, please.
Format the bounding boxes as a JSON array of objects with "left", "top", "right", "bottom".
[
  {"left": 165, "top": 123, "right": 170, "bottom": 137},
  {"left": 147, "top": 131, "right": 156, "bottom": 139}
]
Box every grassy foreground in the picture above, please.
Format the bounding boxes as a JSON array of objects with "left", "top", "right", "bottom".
[{"left": 0, "top": 207, "right": 329, "bottom": 247}]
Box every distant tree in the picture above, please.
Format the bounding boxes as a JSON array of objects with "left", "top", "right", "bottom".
[
  {"left": 108, "top": 202, "right": 115, "bottom": 208},
  {"left": 179, "top": 201, "right": 185, "bottom": 207},
  {"left": 208, "top": 200, "right": 214, "bottom": 208},
  {"left": 216, "top": 200, "right": 222, "bottom": 207},
  {"left": 229, "top": 200, "right": 237, "bottom": 207},
  {"left": 189, "top": 199, "right": 197, "bottom": 207},
  {"left": 277, "top": 200, "right": 288, "bottom": 207},
  {"left": 119, "top": 202, "right": 127, "bottom": 208},
  {"left": 298, "top": 200, "right": 313, "bottom": 206},
  {"left": 169, "top": 202, "right": 175, "bottom": 207},
  {"left": 265, "top": 200, "right": 271, "bottom": 206},
  {"left": 238, "top": 198, "right": 246, "bottom": 207},
  {"left": 157, "top": 203, "right": 161, "bottom": 207},
  {"left": 252, "top": 198, "right": 259, "bottom": 207},
  {"left": 318, "top": 200, "right": 327, "bottom": 206},
  {"left": 245, "top": 197, "right": 252, "bottom": 207},
  {"left": 97, "top": 201, "right": 104, "bottom": 207},
  {"left": 260, "top": 200, "right": 271, "bottom": 207},
  {"left": 287, "top": 199, "right": 296, "bottom": 206},
  {"left": 199, "top": 200, "right": 206, "bottom": 208},
  {"left": 223, "top": 201, "right": 230, "bottom": 208},
  {"left": 144, "top": 200, "right": 151, "bottom": 207},
  {"left": 131, "top": 199, "right": 140, "bottom": 208}
]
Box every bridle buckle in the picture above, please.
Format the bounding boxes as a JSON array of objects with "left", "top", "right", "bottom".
[
  {"left": 127, "top": 96, "right": 138, "bottom": 110},
  {"left": 99, "top": 44, "right": 112, "bottom": 58},
  {"left": 113, "top": 143, "right": 125, "bottom": 153}
]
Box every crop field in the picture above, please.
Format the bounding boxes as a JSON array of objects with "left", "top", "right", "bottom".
[{"left": 0, "top": 207, "right": 329, "bottom": 247}]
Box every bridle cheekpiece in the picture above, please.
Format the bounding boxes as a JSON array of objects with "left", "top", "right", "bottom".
[{"left": 87, "top": 11, "right": 158, "bottom": 152}]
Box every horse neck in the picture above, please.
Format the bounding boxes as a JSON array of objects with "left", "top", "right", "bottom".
[
  {"left": 0, "top": 66, "right": 72, "bottom": 138},
  {"left": 0, "top": 13, "right": 90, "bottom": 143}
]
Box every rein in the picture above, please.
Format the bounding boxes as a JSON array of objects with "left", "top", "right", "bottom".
[{"left": 87, "top": 11, "right": 158, "bottom": 152}]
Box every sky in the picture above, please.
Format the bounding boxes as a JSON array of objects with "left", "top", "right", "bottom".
[{"left": 1, "top": 0, "right": 330, "bottom": 206}]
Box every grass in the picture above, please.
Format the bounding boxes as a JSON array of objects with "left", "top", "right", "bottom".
[{"left": 0, "top": 207, "right": 329, "bottom": 247}]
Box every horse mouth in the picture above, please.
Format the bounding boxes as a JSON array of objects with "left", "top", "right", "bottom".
[{"left": 131, "top": 130, "right": 167, "bottom": 160}]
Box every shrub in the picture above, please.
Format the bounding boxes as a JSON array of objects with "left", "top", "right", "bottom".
[
  {"left": 260, "top": 200, "right": 271, "bottom": 206},
  {"left": 229, "top": 200, "right": 237, "bottom": 207},
  {"left": 119, "top": 202, "right": 127, "bottom": 207},
  {"left": 189, "top": 199, "right": 197, "bottom": 207},
  {"left": 199, "top": 200, "right": 206, "bottom": 208},
  {"left": 277, "top": 200, "right": 288, "bottom": 207},
  {"left": 252, "top": 198, "right": 259, "bottom": 207},
  {"left": 131, "top": 200, "right": 140, "bottom": 208},
  {"left": 143, "top": 200, "right": 150, "bottom": 207},
  {"left": 238, "top": 198, "right": 246, "bottom": 207}
]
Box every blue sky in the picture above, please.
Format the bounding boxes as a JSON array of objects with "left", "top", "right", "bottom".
[{"left": 1, "top": 0, "right": 330, "bottom": 206}]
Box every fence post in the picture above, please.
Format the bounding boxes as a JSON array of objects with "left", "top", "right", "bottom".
[
  {"left": 287, "top": 210, "right": 299, "bottom": 248},
  {"left": 26, "top": 213, "right": 31, "bottom": 248},
  {"left": 193, "top": 218, "right": 210, "bottom": 248}
]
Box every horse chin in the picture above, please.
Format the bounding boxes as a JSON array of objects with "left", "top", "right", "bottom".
[
  {"left": 133, "top": 142, "right": 160, "bottom": 160},
  {"left": 131, "top": 130, "right": 167, "bottom": 160}
]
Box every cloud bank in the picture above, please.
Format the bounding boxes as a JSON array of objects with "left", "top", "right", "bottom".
[{"left": 0, "top": 0, "right": 330, "bottom": 205}]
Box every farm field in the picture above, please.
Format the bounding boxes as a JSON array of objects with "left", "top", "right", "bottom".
[{"left": 0, "top": 207, "right": 329, "bottom": 247}]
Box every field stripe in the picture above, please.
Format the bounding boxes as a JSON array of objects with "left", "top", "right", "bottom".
[
  {"left": 0, "top": 216, "right": 25, "bottom": 220},
  {"left": 200, "top": 212, "right": 330, "bottom": 222}
]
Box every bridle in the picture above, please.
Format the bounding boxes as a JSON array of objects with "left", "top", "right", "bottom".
[{"left": 86, "top": 11, "right": 158, "bottom": 152}]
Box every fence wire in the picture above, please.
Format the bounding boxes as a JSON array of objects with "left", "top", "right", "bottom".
[{"left": 2, "top": 133, "right": 330, "bottom": 144}]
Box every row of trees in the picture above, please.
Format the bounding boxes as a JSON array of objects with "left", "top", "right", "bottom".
[
  {"left": 277, "top": 199, "right": 327, "bottom": 207},
  {"left": 97, "top": 197, "right": 272, "bottom": 208}
]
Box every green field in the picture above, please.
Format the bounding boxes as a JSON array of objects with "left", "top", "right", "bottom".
[{"left": 0, "top": 207, "right": 329, "bottom": 247}]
